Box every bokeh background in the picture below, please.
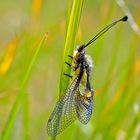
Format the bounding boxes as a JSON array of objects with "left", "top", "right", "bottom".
[{"left": 0, "top": 0, "right": 140, "bottom": 140}]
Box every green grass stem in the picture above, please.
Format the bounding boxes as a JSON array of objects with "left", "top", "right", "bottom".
[
  {"left": 1, "top": 33, "right": 48, "bottom": 140},
  {"left": 59, "top": 0, "right": 84, "bottom": 96}
]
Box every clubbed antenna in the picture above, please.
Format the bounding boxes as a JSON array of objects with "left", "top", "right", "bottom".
[{"left": 84, "top": 16, "right": 128, "bottom": 48}]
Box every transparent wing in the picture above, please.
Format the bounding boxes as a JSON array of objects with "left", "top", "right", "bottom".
[
  {"left": 75, "top": 89, "right": 94, "bottom": 124},
  {"left": 47, "top": 76, "right": 80, "bottom": 137}
]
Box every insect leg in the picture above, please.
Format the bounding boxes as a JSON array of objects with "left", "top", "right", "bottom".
[
  {"left": 65, "top": 61, "right": 71, "bottom": 67},
  {"left": 64, "top": 73, "right": 73, "bottom": 79},
  {"left": 67, "top": 55, "right": 73, "bottom": 59}
]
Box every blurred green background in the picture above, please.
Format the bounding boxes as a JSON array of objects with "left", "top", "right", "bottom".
[{"left": 0, "top": 0, "right": 140, "bottom": 140}]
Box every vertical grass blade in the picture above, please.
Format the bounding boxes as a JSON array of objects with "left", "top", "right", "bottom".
[
  {"left": 22, "top": 91, "right": 29, "bottom": 140},
  {"left": 65, "top": 0, "right": 71, "bottom": 37},
  {"left": 1, "top": 33, "right": 48, "bottom": 140},
  {"left": 59, "top": 0, "right": 84, "bottom": 96}
]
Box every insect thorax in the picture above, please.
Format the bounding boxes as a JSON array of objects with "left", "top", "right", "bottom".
[{"left": 72, "top": 45, "right": 93, "bottom": 74}]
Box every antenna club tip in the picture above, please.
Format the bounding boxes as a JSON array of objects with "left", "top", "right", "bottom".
[{"left": 122, "top": 16, "right": 128, "bottom": 22}]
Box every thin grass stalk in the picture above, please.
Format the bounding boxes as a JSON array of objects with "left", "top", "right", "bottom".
[
  {"left": 1, "top": 33, "right": 48, "bottom": 140},
  {"left": 59, "top": 0, "right": 84, "bottom": 96}
]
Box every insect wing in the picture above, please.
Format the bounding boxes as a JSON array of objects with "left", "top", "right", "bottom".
[
  {"left": 74, "top": 70, "right": 93, "bottom": 124},
  {"left": 47, "top": 77, "right": 80, "bottom": 137},
  {"left": 75, "top": 88, "right": 94, "bottom": 124}
]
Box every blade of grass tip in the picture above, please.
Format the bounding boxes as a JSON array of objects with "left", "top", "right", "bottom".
[
  {"left": 59, "top": 0, "right": 84, "bottom": 96},
  {"left": 1, "top": 32, "right": 48, "bottom": 140}
]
